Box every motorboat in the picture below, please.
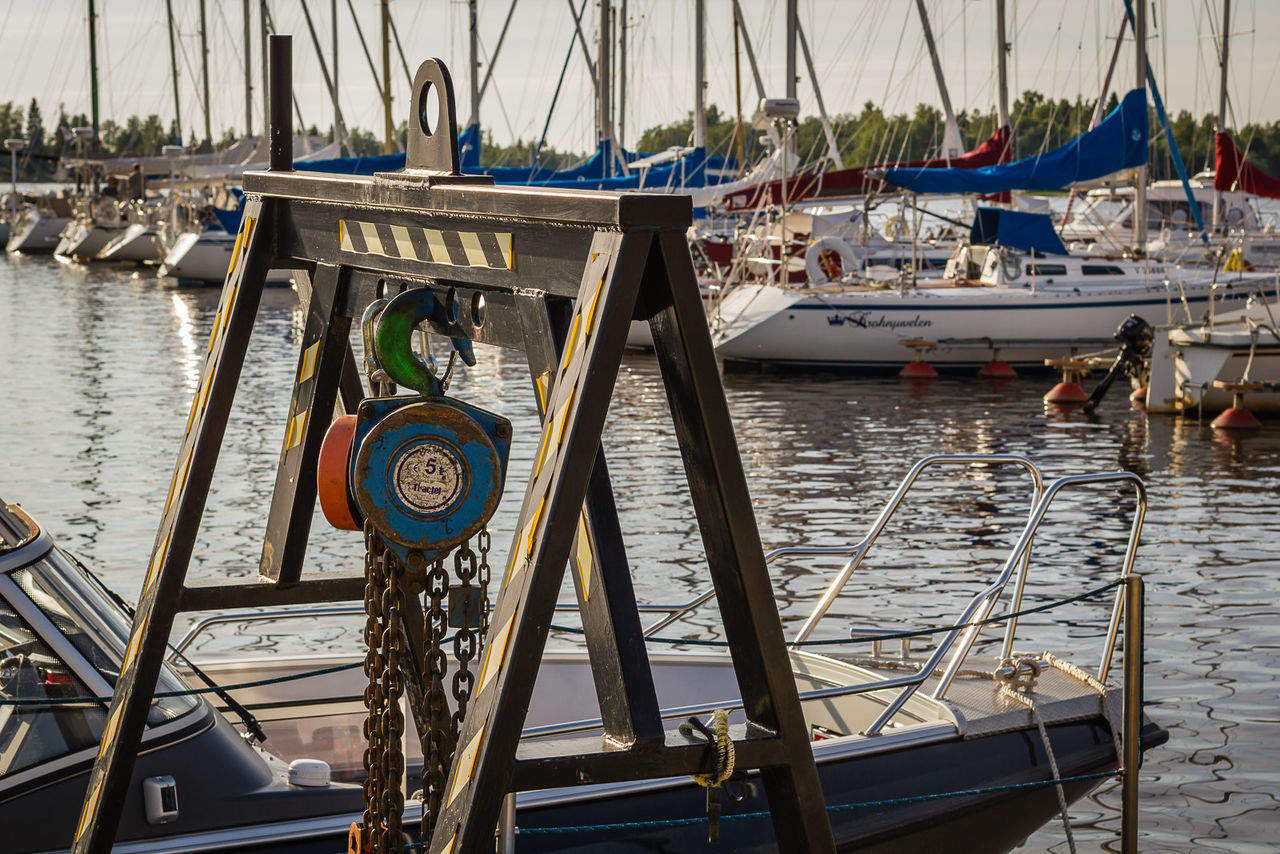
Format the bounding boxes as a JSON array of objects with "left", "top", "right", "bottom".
[
  {"left": 711, "top": 208, "right": 1278, "bottom": 371},
  {"left": 1146, "top": 299, "right": 1280, "bottom": 415},
  {"left": 5, "top": 197, "right": 74, "bottom": 254},
  {"left": 0, "top": 451, "right": 1166, "bottom": 853}
]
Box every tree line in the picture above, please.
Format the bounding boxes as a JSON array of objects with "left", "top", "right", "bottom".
[{"left": 2, "top": 91, "right": 1278, "bottom": 187}]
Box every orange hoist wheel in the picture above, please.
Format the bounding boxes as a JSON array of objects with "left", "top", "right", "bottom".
[{"left": 318, "top": 414, "right": 362, "bottom": 531}]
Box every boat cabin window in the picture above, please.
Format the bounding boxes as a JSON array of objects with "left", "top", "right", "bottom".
[
  {"left": 10, "top": 550, "right": 198, "bottom": 725},
  {"left": 0, "top": 595, "right": 106, "bottom": 776},
  {"left": 1026, "top": 264, "right": 1067, "bottom": 276},
  {"left": 1081, "top": 265, "right": 1125, "bottom": 275}
]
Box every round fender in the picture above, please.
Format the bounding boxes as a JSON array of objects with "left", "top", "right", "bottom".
[
  {"left": 805, "top": 236, "right": 859, "bottom": 284},
  {"left": 318, "top": 414, "right": 362, "bottom": 531}
]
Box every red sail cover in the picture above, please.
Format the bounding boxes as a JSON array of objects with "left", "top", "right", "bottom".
[
  {"left": 723, "top": 125, "right": 1011, "bottom": 211},
  {"left": 1215, "top": 132, "right": 1280, "bottom": 199}
]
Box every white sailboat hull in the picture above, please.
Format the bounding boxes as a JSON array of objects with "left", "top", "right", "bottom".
[
  {"left": 98, "top": 222, "right": 164, "bottom": 263},
  {"left": 6, "top": 211, "right": 69, "bottom": 253},
  {"left": 712, "top": 277, "right": 1267, "bottom": 370},
  {"left": 55, "top": 221, "right": 124, "bottom": 260},
  {"left": 160, "top": 230, "right": 292, "bottom": 284}
]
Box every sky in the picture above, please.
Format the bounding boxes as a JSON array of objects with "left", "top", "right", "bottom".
[{"left": 1, "top": 0, "right": 1278, "bottom": 157}]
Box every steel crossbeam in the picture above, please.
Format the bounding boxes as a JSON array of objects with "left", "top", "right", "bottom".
[{"left": 72, "top": 37, "right": 835, "bottom": 854}]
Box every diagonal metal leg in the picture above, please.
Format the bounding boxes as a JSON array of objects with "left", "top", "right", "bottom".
[
  {"left": 516, "top": 295, "right": 663, "bottom": 748},
  {"left": 428, "top": 230, "right": 650, "bottom": 853},
  {"left": 72, "top": 199, "right": 277, "bottom": 853},
  {"left": 260, "top": 263, "right": 353, "bottom": 584},
  {"left": 648, "top": 228, "right": 835, "bottom": 852}
]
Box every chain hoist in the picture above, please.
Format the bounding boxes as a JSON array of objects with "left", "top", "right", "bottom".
[{"left": 320, "top": 287, "right": 510, "bottom": 854}]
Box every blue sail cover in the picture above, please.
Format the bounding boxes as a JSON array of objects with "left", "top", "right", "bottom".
[
  {"left": 882, "top": 88, "right": 1148, "bottom": 194},
  {"left": 296, "top": 137, "right": 735, "bottom": 192},
  {"left": 969, "top": 207, "right": 1068, "bottom": 255}
]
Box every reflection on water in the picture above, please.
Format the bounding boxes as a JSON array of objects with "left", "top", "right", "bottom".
[{"left": 2, "top": 255, "right": 1277, "bottom": 851}]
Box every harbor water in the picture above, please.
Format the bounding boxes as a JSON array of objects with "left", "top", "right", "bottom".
[{"left": 1, "top": 253, "right": 1275, "bottom": 852}]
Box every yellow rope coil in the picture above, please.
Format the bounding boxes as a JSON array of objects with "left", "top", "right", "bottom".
[{"left": 691, "top": 708, "right": 736, "bottom": 788}]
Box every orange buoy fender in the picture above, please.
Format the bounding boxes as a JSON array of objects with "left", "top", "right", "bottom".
[
  {"left": 979, "top": 360, "right": 1017, "bottom": 378},
  {"left": 1211, "top": 407, "right": 1262, "bottom": 431},
  {"left": 1043, "top": 382, "right": 1088, "bottom": 404},
  {"left": 318, "top": 414, "right": 362, "bottom": 531},
  {"left": 899, "top": 361, "right": 938, "bottom": 379}
]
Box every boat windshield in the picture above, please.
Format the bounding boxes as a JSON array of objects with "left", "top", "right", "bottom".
[
  {"left": 9, "top": 549, "right": 198, "bottom": 725},
  {"left": 0, "top": 593, "right": 106, "bottom": 777}
]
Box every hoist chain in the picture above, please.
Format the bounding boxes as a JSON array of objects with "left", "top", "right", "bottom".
[
  {"left": 356, "top": 524, "right": 407, "bottom": 854},
  {"left": 422, "top": 555, "right": 451, "bottom": 835},
  {"left": 358, "top": 527, "right": 493, "bottom": 849},
  {"left": 358, "top": 525, "right": 383, "bottom": 851},
  {"left": 451, "top": 542, "right": 479, "bottom": 733},
  {"left": 381, "top": 547, "right": 407, "bottom": 852}
]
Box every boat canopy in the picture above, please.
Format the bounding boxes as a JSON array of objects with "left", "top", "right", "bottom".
[
  {"left": 969, "top": 207, "right": 1068, "bottom": 255},
  {"left": 1214, "top": 132, "right": 1280, "bottom": 199},
  {"left": 882, "top": 89, "right": 1149, "bottom": 195},
  {"left": 722, "top": 126, "right": 1012, "bottom": 211}
]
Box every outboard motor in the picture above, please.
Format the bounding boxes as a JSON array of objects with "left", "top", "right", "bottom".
[{"left": 1083, "top": 315, "right": 1155, "bottom": 413}]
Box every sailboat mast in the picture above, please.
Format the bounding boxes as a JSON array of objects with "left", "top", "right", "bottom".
[
  {"left": 914, "top": 0, "right": 963, "bottom": 160},
  {"left": 87, "top": 0, "right": 99, "bottom": 146},
  {"left": 166, "top": 0, "right": 183, "bottom": 144},
  {"left": 694, "top": 0, "right": 706, "bottom": 149},
  {"left": 381, "top": 0, "right": 393, "bottom": 154},
  {"left": 244, "top": 0, "right": 253, "bottom": 135},
  {"left": 260, "top": 0, "right": 269, "bottom": 138},
  {"left": 298, "top": 0, "right": 351, "bottom": 154},
  {"left": 785, "top": 0, "right": 797, "bottom": 99},
  {"left": 995, "top": 0, "right": 1009, "bottom": 130},
  {"left": 199, "top": 0, "right": 211, "bottom": 144},
  {"left": 332, "top": 0, "right": 340, "bottom": 147},
  {"left": 730, "top": 0, "right": 778, "bottom": 147},
  {"left": 796, "top": 20, "right": 843, "bottom": 169},
  {"left": 468, "top": 0, "right": 480, "bottom": 131},
  {"left": 1134, "top": 0, "right": 1148, "bottom": 251},
  {"left": 1213, "top": 0, "right": 1231, "bottom": 231},
  {"left": 733, "top": 9, "right": 744, "bottom": 176},
  {"left": 598, "top": 0, "right": 613, "bottom": 174},
  {"left": 618, "top": 0, "right": 626, "bottom": 148}
]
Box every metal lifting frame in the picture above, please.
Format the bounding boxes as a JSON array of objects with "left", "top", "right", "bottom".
[{"left": 72, "top": 35, "right": 836, "bottom": 854}]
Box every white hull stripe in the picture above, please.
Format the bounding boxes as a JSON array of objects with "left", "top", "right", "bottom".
[{"left": 339, "top": 219, "right": 514, "bottom": 270}]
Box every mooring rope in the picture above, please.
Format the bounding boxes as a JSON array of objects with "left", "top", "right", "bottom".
[{"left": 999, "top": 669, "right": 1077, "bottom": 854}]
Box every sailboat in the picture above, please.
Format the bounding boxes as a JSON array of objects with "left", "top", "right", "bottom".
[{"left": 706, "top": 73, "right": 1278, "bottom": 371}]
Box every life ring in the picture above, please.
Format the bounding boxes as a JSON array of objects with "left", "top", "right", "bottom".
[
  {"left": 805, "top": 236, "right": 859, "bottom": 284},
  {"left": 883, "top": 216, "right": 909, "bottom": 241}
]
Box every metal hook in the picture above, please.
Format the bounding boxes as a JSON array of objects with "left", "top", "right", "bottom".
[{"left": 361, "top": 298, "right": 394, "bottom": 396}]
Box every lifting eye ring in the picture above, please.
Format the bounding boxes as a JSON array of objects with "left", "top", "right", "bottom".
[{"left": 417, "top": 81, "right": 439, "bottom": 138}]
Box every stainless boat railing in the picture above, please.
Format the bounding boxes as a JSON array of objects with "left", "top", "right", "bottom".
[
  {"left": 169, "top": 455, "right": 1145, "bottom": 740},
  {"left": 169, "top": 605, "right": 365, "bottom": 661}
]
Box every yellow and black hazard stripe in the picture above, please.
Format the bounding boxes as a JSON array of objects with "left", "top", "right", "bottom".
[{"left": 338, "top": 219, "right": 515, "bottom": 270}]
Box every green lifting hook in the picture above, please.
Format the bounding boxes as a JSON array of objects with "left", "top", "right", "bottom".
[{"left": 373, "top": 288, "right": 476, "bottom": 397}]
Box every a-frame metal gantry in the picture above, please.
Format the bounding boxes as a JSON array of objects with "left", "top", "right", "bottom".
[{"left": 72, "top": 37, "right": 836, "bottom": 854}]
